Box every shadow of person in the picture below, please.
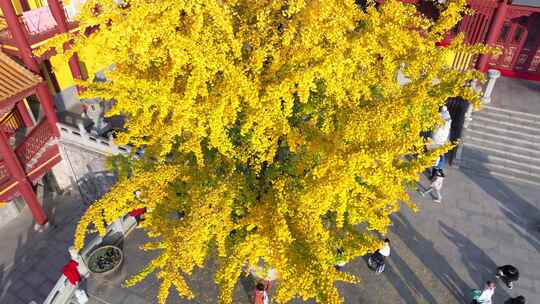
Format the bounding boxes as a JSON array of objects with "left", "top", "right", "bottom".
[
  {"left": 460, "top": 148, "right": 540, "bottom": 253},
  {"left": 382, "top": 249, "right": 439, "bottom": 303},
  {"left": 439, "top": 222, "right": 512, "bottom": 302},
  {"left": 391, "top": 213, "right": 470, "bottom": 303}
]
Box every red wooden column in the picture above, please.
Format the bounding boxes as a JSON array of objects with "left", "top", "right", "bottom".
[
  {"left": 0, "top": 131, "right": 48, "bottom": 225},
  {"left": 19, "top": 0, "right": 31, "bottom": 11},
  {"left": 0, "top": 0, "right": 60, "bottom": 137},
  {"left": 47, "top": 0, "right": 85, "bottom": 81},
  {"left": 16, "top": 101, "right": 35, "bottom": 127},
  {"left": 477, "top": 0, "right": 509, "bottom": 72}
]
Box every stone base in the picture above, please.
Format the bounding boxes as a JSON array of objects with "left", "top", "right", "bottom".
[
  {"left": 51, "top": 158, "right": 77, "bottom": 192},
  {"left": 0, "top": 198, "right": 26, "bottom": 229}
]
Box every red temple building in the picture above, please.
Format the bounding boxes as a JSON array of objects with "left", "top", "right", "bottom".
[
  {"left": 0, "top": 51, "right": 60, "bottom": 225},
  {"left": 409, "top": 0, "right": 540, "bottom": 81},
  {"left": 0, "top": 0, "right": 88, "bottom": 226}
]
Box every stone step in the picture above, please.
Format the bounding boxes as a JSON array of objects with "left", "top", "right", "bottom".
[
  {"left": 461, "top": 158, "right": 540, "bottom": 182},
  {"left": 471, "top": 115, "right": 540, "bottom": 136},
  {"left": 465, "top": 129, "right": 540, "bottom": 151},
  {"left": 461, "top": 145, "right": 540, "bottom": 174},
  {"left": 461, "top": 156, "right": 540, "bottom": 180},
  {"left": 461, "top": 141, "right": 540, "bottom": 167},
  {"left": 464, "top": 136, "right": 540, "bottom": 159},
  {"left": 482, "top": 104, "right": 540, "bottom": 121},
  {"left": 460, "top": 164, "right": 540, "bottom": 188},
  {"left": 475, "top": 107, "right": 540, "bottom": 128},
  {"left": 467, "top": 122, "right": 540, "bottom": 143}
]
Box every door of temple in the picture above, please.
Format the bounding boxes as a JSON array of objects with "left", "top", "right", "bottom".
[
  {"left": 489, "top": 17, "right": 528, "bottom": 70},
  {"left": 514, "top": 13, "right": 540, "bottom": 75}
]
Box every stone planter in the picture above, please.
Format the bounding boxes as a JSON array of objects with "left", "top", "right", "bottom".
[{"left": 86, "top": 245, "right": 124, "bottom": 277}]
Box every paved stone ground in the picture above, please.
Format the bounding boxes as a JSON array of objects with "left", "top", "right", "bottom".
[
  {"left": 0, "top": 163, "right": 539, "bottom": 304},
  {"left": 82, "top": 167, "right": 540, "bottom": 304},
  {"left": 490, "top": 76, "right": 540, "bottom": 114},
  {"left": 0, "top": 184, "right": 89, "bottom": 304}
]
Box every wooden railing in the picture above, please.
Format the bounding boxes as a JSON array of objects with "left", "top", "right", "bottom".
[
  {"left": 0, "top": 6, "right": 78, "bottom": 47},
  {"left": 15, "top": 119, "right": 54, "bottom": 166},
  {"left": 0, "top": 160, "right": 11, "bottom": 186},
  {"left": 0, "top": 109, "right": 24, "bottom": 136}
]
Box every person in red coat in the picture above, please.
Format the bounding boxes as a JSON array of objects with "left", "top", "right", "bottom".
[
  {"left": 127, "top": 208, "right": 147, "bottom": 224},
  {"left": 253, "top": 280, "right": 271, "bottom": 304}
]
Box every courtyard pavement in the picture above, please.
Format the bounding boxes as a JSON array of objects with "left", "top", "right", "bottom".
[
  {"left": 0, "top": 162, "right": 539, "bottom": 304},
  {"left": 82, "top": 167, "right": 540, "bottom": 304}
]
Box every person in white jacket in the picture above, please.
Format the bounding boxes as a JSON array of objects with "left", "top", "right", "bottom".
[
  {"left": 427, "top": 106, "right": 452, "bottom": 151},
  {"left": 472, "top": 281, "right": 496, "bottom": 304},
  {"left": 420, "top": 169, "right": 445, "bottom": 203}
]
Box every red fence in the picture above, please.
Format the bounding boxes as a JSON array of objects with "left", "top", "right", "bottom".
[
  {"left": 0, "top": 7, "right": 78, "bottom": 47},
  {"left": 15, "top": 119, "right": 54, "bottom": 166},
  {"left": 0, "top": 160, "right": 11, "bottom": 185},
  {"left": 0, "top": 109, "right": 24, "bottom": 136},
  {"left": 460, "top": 0, "right": 498, "bottom": 45}
]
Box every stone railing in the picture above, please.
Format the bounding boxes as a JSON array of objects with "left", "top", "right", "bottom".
[
  {"left": 15, "top": 120, "right": 56, "bottom": 170},
  {"left": 452, "top": 69, "right": 501, "bottom": 167},
  {"left": 57, "top": 122, "right": 130, "bottom": 156},
  {"left": 42, "top": 214, "right": 137, "bottom": 304}
]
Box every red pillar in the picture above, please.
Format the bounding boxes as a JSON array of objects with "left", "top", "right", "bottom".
[
  {"left": 47, "top": 0, "right": 85, "bottom": 82},
  {"left": 0, "top": 0, "right": 36, "bottom": 70},
  {"left": 68, "top": 53, "right": 84, "bottom": 80},
  {"left": 47, "top": 0, "right": 70, "bottom": 32},
  {"left": 0, "top": 0, "right": 60, "bottom": 137},
  {"left": 477, "top": 0, "right": 509, "bottom": 72},
  {"left": 0, "top": 131, "right": 48, "bottom": 225},
  {"left": 19, "top": 0, "right": 31, "bottom": 11},
  {"left": 36, "top": 83, "right": 60, "bottom": 136},
  {"left": 16, "top": 100, "right": 34, "bottom": 128}
]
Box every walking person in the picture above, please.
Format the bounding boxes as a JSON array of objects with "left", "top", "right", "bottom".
[
  {"left": 334, "top": 248, "right": 347, "bottom": 271},
  {"left": 496, "top": 264, "right": 520, "bottom": 289},
  {"left": 420, "top": 169, "right": 445, "bottom": 203},
  {"left": 505, "top": 296, "right": 526, "bottom": 304},
  {"left": 430, "top": 154, "right": 446, "bottom": 179},
  {"left": 379, "top": 238, "right": 391, "bottom": 257},
  {"left": 471, "top": 281, "right": 496, "bottom": 304},
  {"left": 253, "top": 280, "right": 271, "bottom": 304},
  {"left": 367, "top": 239, "right": 390, "bottom": 274}
]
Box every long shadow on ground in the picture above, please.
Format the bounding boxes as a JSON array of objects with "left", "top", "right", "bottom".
[{"left": 391, "top": 213, "right": 470, "bottom": 303}]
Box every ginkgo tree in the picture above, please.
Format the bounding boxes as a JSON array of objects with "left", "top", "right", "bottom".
[{"left": 48, "top": 0, "right": 488, "bottom": 303}]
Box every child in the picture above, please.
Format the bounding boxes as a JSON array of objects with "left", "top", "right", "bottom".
[
  {"left": 253, "top": 280, "right": 271, "bottom": 304},
  {"left": 420, "top": 169, "right": 444, "bottom": 203}
]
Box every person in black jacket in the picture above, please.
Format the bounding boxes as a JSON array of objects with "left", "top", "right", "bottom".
[
  {"left": 496, "top": 265, "right": 519, "bottom": 289},
  {"left": 505, "top": 295, "right": 525, "bottom": 304}
]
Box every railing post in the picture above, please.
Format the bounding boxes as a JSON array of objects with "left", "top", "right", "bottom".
[
  {"left": 69, "top": 246, "right": 90, "bottom": 278},
  {"left": 481, "top": 69, "right": 501, "bottom": 104},
  {"left": 77, "top": 121, "right": 88, "bottom": 140}
]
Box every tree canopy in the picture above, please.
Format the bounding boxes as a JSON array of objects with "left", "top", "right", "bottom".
[{"left": 50, "top": 0, "right": 487, "bottom": 303}]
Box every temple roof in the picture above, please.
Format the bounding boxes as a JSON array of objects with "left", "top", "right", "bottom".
[
  {"left": 0, "top": 52, "right": 42, "bottom": 105},
  {"left": 0, "top": 51, "right": 42, "bottom": 117}
]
